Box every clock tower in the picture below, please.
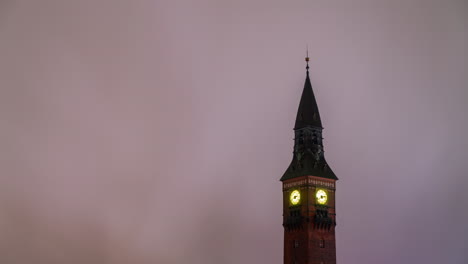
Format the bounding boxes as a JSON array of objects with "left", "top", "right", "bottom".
[{"left": 281, "top": 57, "right": 338, "bottom": 264}]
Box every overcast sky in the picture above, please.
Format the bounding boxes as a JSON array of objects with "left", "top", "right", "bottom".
[{"left": 1, "top": 0, "right": 467, "bottom": 263}]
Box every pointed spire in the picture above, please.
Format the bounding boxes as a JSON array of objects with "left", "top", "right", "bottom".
[
  {"left": 294, "top": 56, "right": 322, "bottom": 129},
  {"left": 280, "top": 57, "right": 337, "bottom": 182}
]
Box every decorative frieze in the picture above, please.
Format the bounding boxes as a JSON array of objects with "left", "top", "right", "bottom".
[{"left": 283, "top": 177, "right": 335, "bottom": 191}]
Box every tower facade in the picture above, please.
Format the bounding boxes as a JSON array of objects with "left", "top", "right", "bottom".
[{"left": 281, "top": 59, "right": 338, "bottom": 264}]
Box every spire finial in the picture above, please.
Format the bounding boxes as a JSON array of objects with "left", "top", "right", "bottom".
[{"left": 305, "top": 45, "right": 310, "bottom": 74}]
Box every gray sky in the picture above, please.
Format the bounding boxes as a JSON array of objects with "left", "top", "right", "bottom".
[{"left": 1, "top": 0, "right": 467, "bottom": 263}]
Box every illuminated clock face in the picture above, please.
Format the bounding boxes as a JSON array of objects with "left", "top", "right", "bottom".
[
  {"left": 290, "top": 190, "right": 301, "bottom": 205},
  {"left": 316, "top": 189, "right": 328, "bottom": 204}
]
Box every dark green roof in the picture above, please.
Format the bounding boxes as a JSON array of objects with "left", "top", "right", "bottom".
[{"left": 280, "top": 155, "right": 338, "bottom": 181}]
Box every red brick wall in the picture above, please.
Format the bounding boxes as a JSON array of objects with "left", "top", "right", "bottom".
[{"left": 283, "top": 176, "right": 337, "bottom": 264}]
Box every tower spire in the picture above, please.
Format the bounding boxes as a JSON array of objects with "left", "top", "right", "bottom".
[
  {"left": 280, "top": 58, "right": 337, "bottom": 181},
  {"left": 305, "top": 46, "right": 310, "bottom": 74}
]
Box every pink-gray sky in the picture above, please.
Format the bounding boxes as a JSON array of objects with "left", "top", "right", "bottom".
[{"left": 1, "top": 0, "right": 467, "bottom": 263}]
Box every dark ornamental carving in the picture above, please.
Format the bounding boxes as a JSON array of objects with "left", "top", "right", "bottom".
[
  {"left": 283, "top": 209, "right": 304, "bottom": 231},
  {"left": 313, "top": 209, "right": 336, "bottom": 230}
]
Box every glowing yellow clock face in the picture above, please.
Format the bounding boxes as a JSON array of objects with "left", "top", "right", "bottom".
[
  {"left": 316, "top": 189, "right": 328, "bottom": 204},
  {"left": 290, "top": 190, "right": 301, "bottom": 205}
]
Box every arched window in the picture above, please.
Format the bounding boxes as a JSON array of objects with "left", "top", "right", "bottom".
[{"left": 312, "top": 132, "right": 319, "bottom": 144}]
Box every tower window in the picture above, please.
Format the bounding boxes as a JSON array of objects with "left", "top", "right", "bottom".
[{"left": 319, "top": 238, "right": 325, "bottom": 248}]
